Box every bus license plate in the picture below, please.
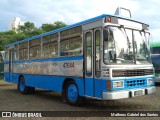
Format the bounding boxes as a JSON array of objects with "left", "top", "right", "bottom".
[{"left": 134, "top": 90, "right": 143, "bottom": 96}]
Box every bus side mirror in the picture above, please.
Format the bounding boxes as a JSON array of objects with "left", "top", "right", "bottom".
[{"left": 103, "top": 29, "right": 108, "bottom": 41}]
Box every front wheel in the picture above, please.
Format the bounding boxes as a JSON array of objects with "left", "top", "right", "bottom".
[{"left": 65, "top": 81, "right": 84, "bottom": 106}]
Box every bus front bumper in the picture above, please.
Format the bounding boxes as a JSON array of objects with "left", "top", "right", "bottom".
[{"left": 102, "top": 86, "right": 156, "bottom": 100}]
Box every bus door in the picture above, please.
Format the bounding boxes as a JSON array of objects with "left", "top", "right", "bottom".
[
  {"left": 9, "top": 49, "right": 14, "bottom": 82},
  {"left": 84, "top": 28, "right": 101, "bottom": 97}
]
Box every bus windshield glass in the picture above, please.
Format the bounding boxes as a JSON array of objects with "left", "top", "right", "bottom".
[{"left": 103, "top": 26, "right": 151, "bottom": 64}]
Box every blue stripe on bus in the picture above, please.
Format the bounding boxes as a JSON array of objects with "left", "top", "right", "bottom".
[{"left": 4, "top": 55, "right": 83, "bottom": 64}]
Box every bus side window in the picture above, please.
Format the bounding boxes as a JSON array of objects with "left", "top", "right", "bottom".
[
  {"left": 60, "top": 37, "right": 82, "bottom": 56},
  {"left": 29, "top": 38, "right": 41, "bottom": 60},
  {"left": 42, "top": 34, "right": 58, "bottom": 58},
  {"left": 19, "top": 42, "right": 28, "bottom": 60},
  {"left": 14, "top": 44, "right": 19, "bottom": 61}
]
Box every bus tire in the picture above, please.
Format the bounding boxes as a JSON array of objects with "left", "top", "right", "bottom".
[
  {"left": 18, "top": 77, "right": 34, "bottom": 94},
  {"left": 65, "top": 81, "right": 83, "bottom": 106}
]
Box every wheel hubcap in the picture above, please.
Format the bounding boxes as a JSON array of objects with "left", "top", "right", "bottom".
[{"left": 68, "top": 84, "right": 78, "bottom": 102}]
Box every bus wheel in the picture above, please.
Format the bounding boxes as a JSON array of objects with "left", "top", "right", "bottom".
[
  {"left": 18, "top": 77, "right": 34, "bottom": 94},
  {"left": 65, "top": 81, "right": 83, "bottom": 106}
]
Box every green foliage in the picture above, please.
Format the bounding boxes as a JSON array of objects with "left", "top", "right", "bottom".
[
  {"left": 18, "top": 22, "right": 36, "bottom": 32},
  {"left": 53, "top": 21, "right": 67, "bottom": 30},
  {"left": 41, "top": 21, "right": 67, "bottom": 32},
  {"left": 0, "top": 21, "right": 67, "bottom": 50},
  {"left": 41, "top": 24, "right": 55, "bottom": 32},
  {"left": 0, "top": 30, "right": 18, "bottom": 50}
]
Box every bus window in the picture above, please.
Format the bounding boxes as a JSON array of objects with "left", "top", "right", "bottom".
[
  {"left": 42, "top": 42, "right": 58, "bottom": 58},
  {"left": 68, "top": 37, "right": 82, "bottom": 55},
  {"left": 42, "top": 34, "right": 58, "bottom": 58},
  {"left": 29, "top": 38, "right": 41, "bottom": 59},
  {"left": 19, "top": 42, "right": 28, "bottom": 60},
  {"left": 60, "top": 26, "right": 82, "bottom": 40},
  {"left": 85, "top": 32, "right": 92, "bottom": 76},
  {"left": 60, "top": 37, "right": 82, "bottom": 56},
  {"left": 14, "top": 44, "right": 19, "bottom": 61},
  {"left": 5, "top": 48, "right": 9, "bottom": 62}
]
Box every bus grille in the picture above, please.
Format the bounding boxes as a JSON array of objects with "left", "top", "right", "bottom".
[
  {"left": 112, "top": 69, "right": 153, "bottom": 77},
  {"left": 126, "top": 79, "right": 145, "bottom": 87}
]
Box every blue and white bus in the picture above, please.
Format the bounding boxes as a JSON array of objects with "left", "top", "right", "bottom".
[{"left": 4, "top": 8, "right": 155, "bottom": 106}]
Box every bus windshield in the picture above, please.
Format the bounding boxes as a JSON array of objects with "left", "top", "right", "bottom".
[{"left": 104, "top": 26, "right": 151, "bottom": 64}]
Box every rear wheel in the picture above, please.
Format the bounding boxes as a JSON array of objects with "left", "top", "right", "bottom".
[
  {"left": 18, "top": 77, "right": 35, "bottom": 94},
  {"left": 65, "top": 81, "right": 84, "bottom": 106}
]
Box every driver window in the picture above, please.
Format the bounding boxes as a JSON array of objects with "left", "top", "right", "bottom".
[{"left": 104, "top": 28, "right": 115, "bottom": 63}]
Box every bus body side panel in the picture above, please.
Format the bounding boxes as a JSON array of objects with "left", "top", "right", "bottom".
[
  {"left": 4, "top": 72, "right": 10, "bottom": 82},
  {"left": 84, "top": 78, "right": 107, "bottom": 99},
  {"left": 84, "top": 78, "right": 111, "bottom": 99},
  {"left": 94, "top": 79, "right": 107, "bottom": 98},
  {"left": 84, "top": 78, "right": 94, "bottom": 96}
]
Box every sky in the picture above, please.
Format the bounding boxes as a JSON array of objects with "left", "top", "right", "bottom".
[{"left": 0, "top": 0, "right": 160, "bottom": 42}]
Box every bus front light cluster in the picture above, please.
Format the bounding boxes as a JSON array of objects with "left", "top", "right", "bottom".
[
  {"left": 113, "top": 80, "right": 124, "bottom": 88},
  {"left": 147, "top": 78, "right": 154, "bottom": 85}
]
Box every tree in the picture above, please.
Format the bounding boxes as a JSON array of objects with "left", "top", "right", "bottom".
[
  {"left": 24, "top": 29, "right": 44, "bottom": 38},
  {"left": 41, "top": 21, "right": 67, "bottom": 32},
  {"left": 24, "top": 22, "right": 36, "bottom": 31},
  {"left": 0, "top": 30, "right": 17, "bottom": 50},
  {"left": 53, "top": 21, "right": 67, "bottom": 29},
  {"left": 18, "top": 22, "right": 36, "bottom": 33},
  {"left": 18, "top": 22, "right": 39, "bottom": 38},
  {"left": 41, "top": 24, "right": 54, "bottom": 32}
]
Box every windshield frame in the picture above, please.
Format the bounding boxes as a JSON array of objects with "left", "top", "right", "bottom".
[{"left": 103, "top": 25, "right": 152, "bottom": 65}]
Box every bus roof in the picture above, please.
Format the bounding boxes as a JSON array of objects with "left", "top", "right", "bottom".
[
  {"left": 150, "top": 42, "right": 160, "bottom": 48},
  {"left": 5, "top": 14, "right": 146, "bottom": 47}
]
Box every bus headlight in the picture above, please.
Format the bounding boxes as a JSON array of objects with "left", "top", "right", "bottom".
[
  {"left": 147, "top": 78, "right": 154, "bottom": 85},
  {"left": 113, "top": 80, "right": 124, "bottom": 88}
]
